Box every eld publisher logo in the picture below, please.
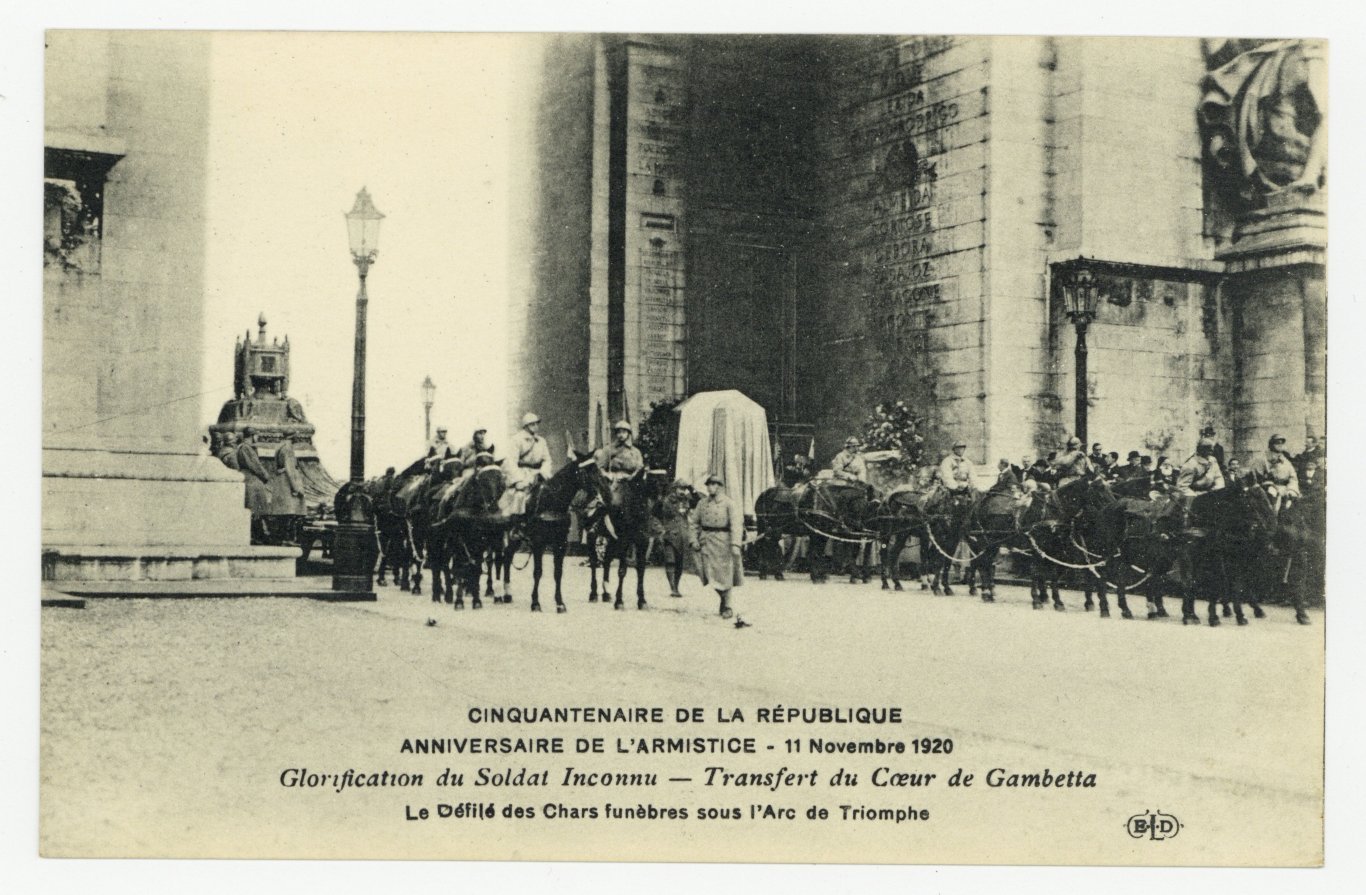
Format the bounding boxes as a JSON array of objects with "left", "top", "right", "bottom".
[{"left": 1127, "top": 811, "right": 1182, "bottom": 841}]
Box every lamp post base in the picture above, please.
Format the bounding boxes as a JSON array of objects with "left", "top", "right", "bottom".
[{"left": 331, "top": 521, "right": 376, "bottom": 593}]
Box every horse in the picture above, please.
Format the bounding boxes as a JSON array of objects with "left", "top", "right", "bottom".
[
  {"left": 1014, "top": 485, "right": 1087, "bottom": 611},
  {"left": 753, "top": 481, "right": 822, "bottom": 582},
  {"left": 915, "top": 486, "right": 976, "bottom": 596},
  {"left": 1274, "top": 487, "right": 1322, "bottom": 625},
  {"left": 585, "top": 467, "right": 667, "bottom": 610},
  {"left": 1078, "top": 480, "right": 1181, "bottom": 620},
  {"left": 957, "top": 482, "right": 1028, "bottom": 604},
  {"left": 389, "top": 457, "right": 446, "bottom": 597},
  {"left": 871, "top": 485, "right": 928, "bottom": 591},
  {"left": 362, "top": 457, "right": 431, "bottom": 591},
  {"left": 1180, "top": 479, "right": 1278, "bottom": 626},
  {"left": 795, "top": 478, "right": 882, "bottom": 584},
  {"left": 497, "top": 449, "right": 607, "bottom": 613},
  {"left": 427, "top": 463, "right": 508, "bottom": 609}
]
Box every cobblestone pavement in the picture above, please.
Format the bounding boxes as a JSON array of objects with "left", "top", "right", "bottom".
[{"left": 40, "top": 562, "right": 1323, "bottom": 863}]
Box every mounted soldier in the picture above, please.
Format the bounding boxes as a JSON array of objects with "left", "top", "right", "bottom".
[
  {"left": 830, "top": 436, "right": 867, "bottom": 484},
  {"left": 937, "top": 439, "right": 976, "bottom": 494},
  {"left": 594, "top": 420, "right": 645, "bottom": 508},
  {"left": 1246, "top": 433, "right": 1300, "bottom": 512},
  {"left": 505, "top": 411, "right": 551, "bottom": 516},
  {"left": 1177, "top": 438, "right": 1226, "bottom": 499},
  {"left": 1048, "top": 436, "right": 1093, "bottom": 516},
  {"left": 456, "top": 428, "right": 494, "bottom": 467},
  {"left": 595, "top": 420, "right": 644, "bottom": 477},
  {"left": 428, "top": 425, "right": 452, "bottom": 460}
]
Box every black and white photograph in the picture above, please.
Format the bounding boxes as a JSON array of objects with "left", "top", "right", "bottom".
[{"left": 14, "top": 5, "right": 1357, "bottom": 884}]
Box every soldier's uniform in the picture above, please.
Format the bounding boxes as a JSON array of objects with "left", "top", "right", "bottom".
[
  {"left": 691, "top": 474, "right": 744, "bottom": 617},
  {"left": 595, "top": 423, "right": 645, "bottom": 512},
  {"left": 456, "top": 432, "right": 493, "bottom": 467},
  {"left": 504, "top": 414, "right": 551, "bottom": 516},
  {"left": 1176, "top": 452, "right": 1225, "bottom": 497},
  {"left": 594, "top": 442, "right": 644, "bottom": 476},
  {"left": 1246, "top": 441, "right": 1300, "bottom": 500},
  {"left": 937, "top": 450, "right": 976, "bottom": 493},
  {"left": 511, "top": 430, "right": 551, "bottom": 482},
  {"left": 830, "top": 447, "right": 867, "bottom": 484},
  {"left": 427, "top": 430, "right": 452, "bottom": 460}
]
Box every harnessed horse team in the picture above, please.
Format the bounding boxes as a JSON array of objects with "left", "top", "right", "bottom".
[
  {"left": 337, "top": 417, "right": 1319, "bottom": 627},
  {"left": 752, "top": 437, "right": 1319, "bottom": 627}
]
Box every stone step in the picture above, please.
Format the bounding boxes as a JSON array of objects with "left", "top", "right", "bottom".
[
  {"left": 43, "top": 576, "right": 374, "bottom": 602},
  {"left": 42, "top": 544, "right": 299, "bottom": 582}
]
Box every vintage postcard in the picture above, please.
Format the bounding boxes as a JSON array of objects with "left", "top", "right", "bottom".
[{"left": 37, "top": 27, "right": 1329, "bottom": 868}]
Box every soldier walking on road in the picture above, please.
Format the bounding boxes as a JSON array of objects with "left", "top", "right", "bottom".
[{"left": 692, "top": 473, "right": 744, "bottom": 619}]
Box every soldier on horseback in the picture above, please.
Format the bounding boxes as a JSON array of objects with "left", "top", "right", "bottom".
[
  {"left": 594, "top": 421, "right": 645, "bottom": 513},
  {"left": 456, "top": 428, "right": 494, "bottom": 467},
  {"left": 506, "top": 411, "right": 551, "bottom": 516},
  {"left": 428, "top": 425, "right": 452, "bottom": 459},
  {"left": 1177, "top": 438, "right": 1226, "bottom": 498},
  {"left": 830, "top": 436, "right": 868, "bottom": 483},
  {"left": 937, "top": 439, "right": 976, "bottom": 494},
  {"left": 596, "top": 420, "right": 644, "bottom": 477},
  {"left": 1246, "top": 434, "right": 1300, "bottom": 510}
]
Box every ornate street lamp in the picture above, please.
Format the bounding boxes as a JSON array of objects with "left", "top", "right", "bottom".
[
  {"left": 421, "top": 375, "right": 436, "bottom": 444},
  {"left": 1060, "top": 265, "right": 1098, "bottom": 446},
  {"left": 333, "top": 187, "right": 384, "bottom": 593}
]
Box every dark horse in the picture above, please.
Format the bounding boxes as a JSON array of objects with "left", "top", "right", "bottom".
[
  {"left": 958, "top": 482, "right": 1028, "bottom": 604},
  {"left": 1014, "top": 485, "right": 1088, "bottom": 611},
  {"left": 871, "top": 485, "right": 928, "bottom": 592},
  {"left": 363, "top": 457, "right": 431, "bottom": 592},
  {"left": 498, "top": 450, "right": 607, "bottom": 614},
  {"left": 586, "top": 467, "right": 668, "bottom": 610},
  {"left": 1274, "top": 488, "right": 1320, "bottom": 625},
  {"left": 753, "top": 481, "right": 823, "bottom": 582},
  {"left": 1077, "top": 477, "right": 1180, "bottom": 620},
  {"left": 915, "top": 487, "right": 976, "bottom": 596},
  {"left": 1181, "top": 479, "right": 1279, "bottom": 626},
  {"left": 800, "top": 479, "right": 881, "bottom": 584},
  {"left": 427, "top": 464, "right": 507, "bottom": 609}
]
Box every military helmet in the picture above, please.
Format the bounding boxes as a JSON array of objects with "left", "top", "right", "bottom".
[
  {"left": 1269, "top": 433, "right": 1287, "bottom": 449},
  {"left": 436, "top": 425, "right": 448, "bottom": 434},
  {"left": 613, "top": 420, "right": 634, "bottom": 435},
  {"left": 1066, "top": 436, "right": 1081, "bottom": 448},
  {"left": 844, "top": 436, "right": 860, "bottom": 447},
  {"left": 953, "top": 439, "right": 967, "bottom": 448},
  {"left": 521, "top": 412, "right": 541, "bottom": 428},
  {"left": 705, "top": 473, "right": 725, "bottom": 486}
]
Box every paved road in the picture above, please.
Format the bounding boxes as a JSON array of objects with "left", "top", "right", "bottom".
[{"left": 41, "top": 563, "right": 1323, "bottom": 864}]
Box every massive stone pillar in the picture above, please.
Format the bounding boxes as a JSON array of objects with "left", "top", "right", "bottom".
[
  {"left": 1198, "top": 39, "right": 1328, "bottom": 455},
  {"left": 43, "top": 32, "right": 294, "bottom": 581}
]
